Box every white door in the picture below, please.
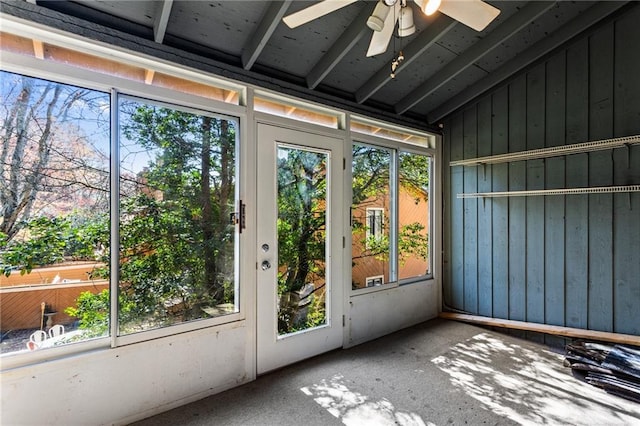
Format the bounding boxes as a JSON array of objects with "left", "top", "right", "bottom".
[{"left": 256, "top": 123, "right": 344, "bottom": 374}]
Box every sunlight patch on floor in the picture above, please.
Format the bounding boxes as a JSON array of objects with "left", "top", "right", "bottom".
[
  {"left": 301, "top": 374, "right": 433, "bottom": 426},
  {"left": 432, "top": 333, "right": 640, "bottom": 425}
]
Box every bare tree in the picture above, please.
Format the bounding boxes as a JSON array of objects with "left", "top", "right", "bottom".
[{"left": 0, "top": 72, "right": 109, "bottom": 242}]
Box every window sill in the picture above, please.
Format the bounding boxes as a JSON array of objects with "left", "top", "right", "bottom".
[{"left": 1, "top": 314, "right": 246, "bottom": 371}]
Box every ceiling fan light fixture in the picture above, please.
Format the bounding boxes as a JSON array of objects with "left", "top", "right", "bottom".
[
  {"left": 422, "top": 0, "right": 441, "bottom": 16},
  {"left": 367, "top": 0, "right": 391, "bottom": 32},
  {"left": 398, "top": 7, "right": 415, "bottom": 37}
]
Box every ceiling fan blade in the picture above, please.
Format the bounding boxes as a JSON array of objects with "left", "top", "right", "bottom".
[
  {"left": 283, "top": 0, "right": 359, "bottom": 28},
  {"left": 366, "top": 1, "right": 401, "bottom": 57},
  {"left": 438, "top": 0, "right": 500, "bottom": 31}
]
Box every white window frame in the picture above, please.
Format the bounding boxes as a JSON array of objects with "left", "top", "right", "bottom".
[{"left": 351, "top": 134, "right": 435, "bottom": 293}]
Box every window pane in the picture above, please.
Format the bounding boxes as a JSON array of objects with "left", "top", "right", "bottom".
[
  {"left": 0, "top": 71, "right": 110, "bottom": 355},
  {"left": 351, "top": 144, "right": 391, "bottom": 290},
  {"left": 118, "top": 97, "right": 238, "bottom": 335},
  {"left": 398, "top": 152, "right": 430, "bottom": 280}
]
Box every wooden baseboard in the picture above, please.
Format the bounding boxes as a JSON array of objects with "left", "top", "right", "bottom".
[{"left": 439, "top": 312, "right": 640, "bottom": 346}]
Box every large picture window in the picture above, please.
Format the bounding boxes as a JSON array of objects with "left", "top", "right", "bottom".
[
  {"left": 118, "top": 95, "right": 239, "bottom": 335},
  {"left": 0, "top": 71, "right": 111, "bottom": 354},
  {"left": 0, "top": 70, "right": 240, "bottom": 356},
  {"left": 352, "top": 143, "right": 430, "bottom": 290}
]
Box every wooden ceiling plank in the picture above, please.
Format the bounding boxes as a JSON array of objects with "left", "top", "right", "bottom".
[
  {"left": 395, "top": 1, "right": 556, "bottom": 115},
  {"left": 153, "top": 0, "right": 174, "bottom": 44},
  {"left": 427, "top": 1, "right": 630, "bottom": 124},
  {"left": 242, "top": 1, "right": 293, "bottom": 71},
  {"left": 306, "top": 5, "right": 370, "bottom": 90},
  {"left": 355, "top": 15, "right": 457, "bottom": 104}
]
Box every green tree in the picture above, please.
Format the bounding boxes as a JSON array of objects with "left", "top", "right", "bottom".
[
  {"left": 276, "top": 148, "right": 328, "bottom": 332},
  {"left": 351, "top": 146, "right": 429, "bottom": 266},
  {"left": 1, "top": 213, "right": 109, "bottom": 277},
  {"left": 277, "top": 148, "right": 327, "bottom": 293},
  {"left": 117, "top": 101, "right": 236, "bottom": 329}
]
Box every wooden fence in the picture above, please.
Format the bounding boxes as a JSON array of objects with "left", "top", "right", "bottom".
[{"left": 1, "top": 263, "right": 108, "bottom": 330}]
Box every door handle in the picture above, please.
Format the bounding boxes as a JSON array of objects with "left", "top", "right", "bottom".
[{"left": 261, "top": 260, "right": 271, "bottom": 270}]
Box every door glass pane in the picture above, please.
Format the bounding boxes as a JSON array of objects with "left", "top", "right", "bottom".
[
  {"left": 276, "top": 145, "right": 328, "bottom": 335},
  {"left": 351, "top": 144, "right": 392, "bottom": 289},
  {"left": 398, "top": 151, "right": 430, "bottom": 280},
  {"left": 118, "top": 96, "right": 238, "bottom": 335}
]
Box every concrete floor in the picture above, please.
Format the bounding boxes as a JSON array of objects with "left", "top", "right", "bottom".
[{"left": 131, "top": 319, "right": 640, "bottom": 426}]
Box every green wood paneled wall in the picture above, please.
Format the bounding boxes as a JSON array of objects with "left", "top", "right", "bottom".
[{"left": 443, "top": 5, "right": 640, "bottom": 336}]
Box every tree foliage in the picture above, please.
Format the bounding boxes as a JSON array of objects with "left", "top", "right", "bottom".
[
  {"left": 351, "top": 145, "right": 429, "bottom": 268},
  {"left": 1, "top": 214, "right": 108, "bottom": 277},
  {"left": 116, "top": 102, "right": 236, "bottom": 329},
  {"left": 276, "top": 148, "right": 328, "bottom": 332}
]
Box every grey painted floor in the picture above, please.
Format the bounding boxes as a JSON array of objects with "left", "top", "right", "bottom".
[{"left": 131, "top": 319, "right": 640, "bottom": 426}]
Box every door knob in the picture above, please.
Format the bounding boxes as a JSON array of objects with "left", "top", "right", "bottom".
[{"left": 261, "top": 260, "right": 271, "bottom": 270}]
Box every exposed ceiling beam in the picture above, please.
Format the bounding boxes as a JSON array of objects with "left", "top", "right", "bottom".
[
  {"left": 242, "top": 1, "right": 293, "bottom": 71},
  {"left": 394, "top": 1, "right": 556, "bottom": 115},
  {"left": 306, "top": 5, "right": 370, "bottom": 90},
  {"left": 427, "top": 1, "right": 630, "bottom": 124},
  {"left": 355, "top": 15, "right": 457, "bottom": 104},
  {"left": 153, "top": 0, "right": 173, "bottom": 44}
]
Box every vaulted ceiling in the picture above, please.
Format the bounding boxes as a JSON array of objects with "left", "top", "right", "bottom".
[{"left": 9, "top": 0, "right": 630, "bottom": 129}]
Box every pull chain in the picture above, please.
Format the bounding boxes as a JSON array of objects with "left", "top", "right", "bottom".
[
  {"left": 391, "top": 0, "right": 407, "bottom": 79},
  {"left": 390, "top": 50, "right": 404, "bottom": 79}
]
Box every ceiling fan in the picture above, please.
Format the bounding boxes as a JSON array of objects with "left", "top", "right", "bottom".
[{"left": 282, "top": 0, "right": 501, "bottom": 57}]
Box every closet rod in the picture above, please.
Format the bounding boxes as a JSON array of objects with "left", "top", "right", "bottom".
[
  {"left": 457, "top": 185, "right": 640, "bottom": 199},
  {"left": 450, "top": 134, "right": 640, "bottom": 167}
]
